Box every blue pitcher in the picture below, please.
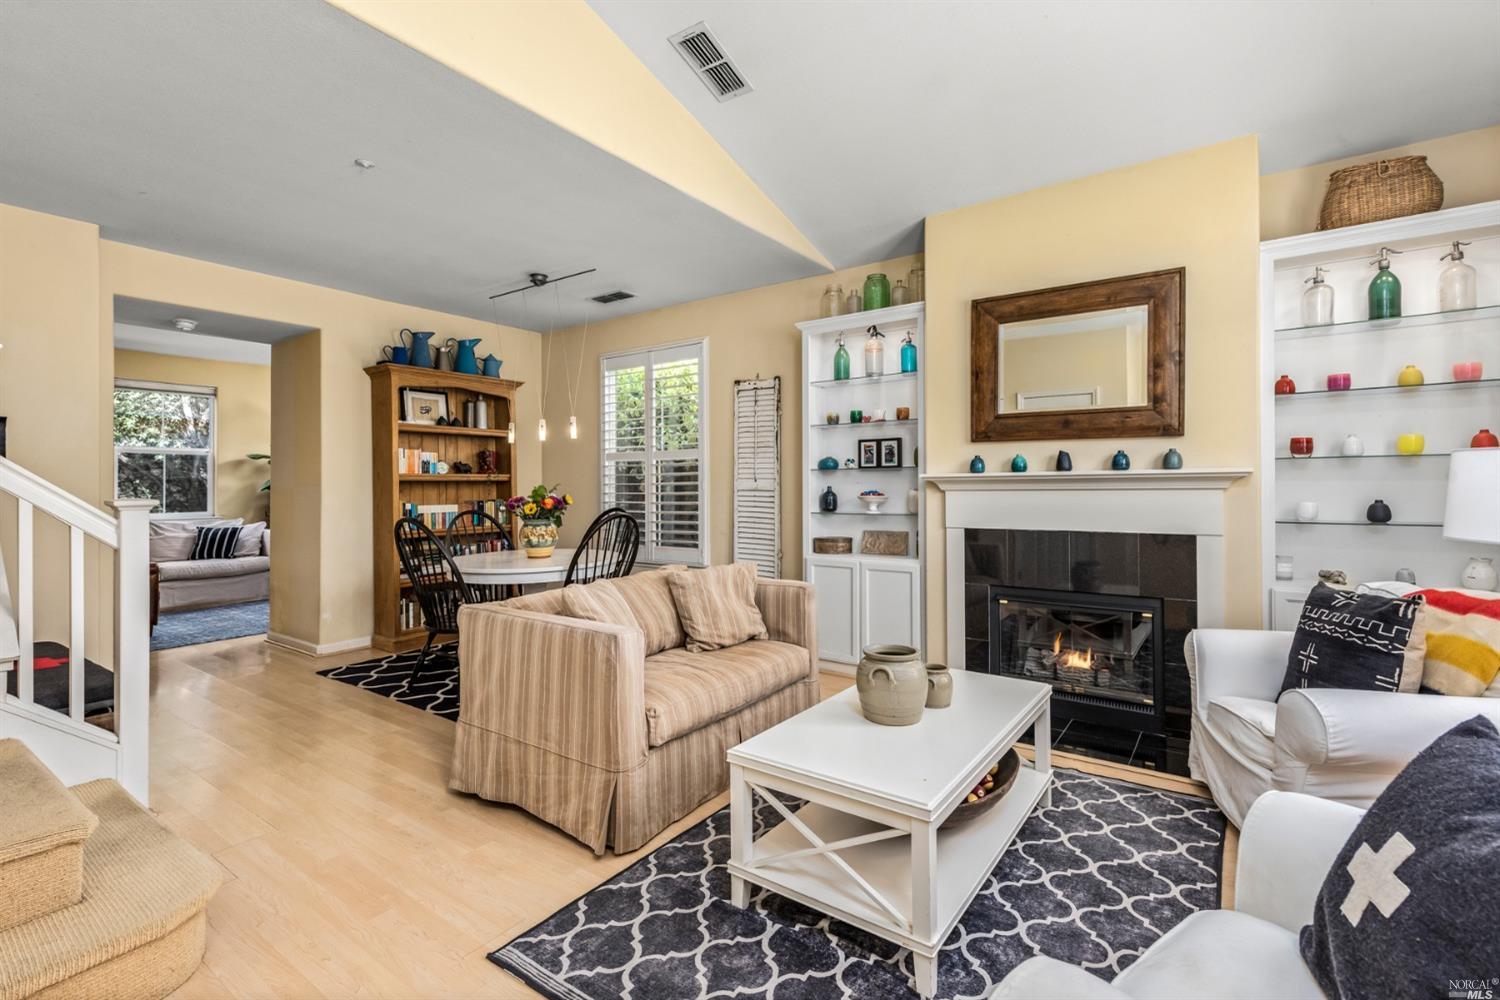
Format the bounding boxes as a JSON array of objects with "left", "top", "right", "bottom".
[
  {"left": 403, "top": 329, "right": 437, "bottom": 368},
  {"left": 481, "top": 354, "right": 502, "bottom": 378},
  {"left": 454, "top": 338, "right": 482, "bottom": 375}
]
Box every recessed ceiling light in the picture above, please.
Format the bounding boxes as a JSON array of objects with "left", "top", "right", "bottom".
[
  {"left": 172, "top": 318, "right": 198, "bottom": 332},
  {"left": 353, "top": 158, "right": 375, "bottom": 170}
]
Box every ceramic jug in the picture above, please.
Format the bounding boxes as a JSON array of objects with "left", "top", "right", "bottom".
[
  {"left": 381, "top": 344, "right": 410, "bottom": 365},
  {"left": 454, "top": 338, "right": 482, "bottom": 375},
  {"left": 925, "top": 663, "right": 953, "bottom": 709},
  {"left": 482, "top": 354, "right": 503, "bottom": 378},
  {"left": 1341, "top": 434, "right": 1365, "bottom": 457},
  {"left": 436, "top": 339, "right": 457, "bottom": 371},
  {"left": 403, "top": 329, "right": 437, "bottom": 368},
  {"left": 856, "top": 645, "right": 926, "bottom": 726}
]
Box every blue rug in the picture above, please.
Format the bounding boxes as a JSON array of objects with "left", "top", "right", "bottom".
[
  {"left": 491, "top": 770, "right": 1224, "bottom": 999},
  {"left": 151, "top": 600, "right": 269, "bottom": 651}
]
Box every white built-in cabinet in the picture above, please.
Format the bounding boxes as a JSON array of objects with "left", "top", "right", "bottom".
[{"left": 797, "top": 303, "right": 925, "bottom": 665}]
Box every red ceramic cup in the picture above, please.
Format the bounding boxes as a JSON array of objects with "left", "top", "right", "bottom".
[
  {"left": 1454, "top": 361, "right": 1484, "bottom": 382},
  {"left": 1326, "top": 373, "right": 1352, "bottom": 391},
  {"left": 1289, "top": 437, "right": 1314, "bottom": 458}
]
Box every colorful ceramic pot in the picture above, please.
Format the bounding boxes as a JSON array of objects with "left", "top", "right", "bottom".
[
  {"left": 1055, "top": 450, "right": 1073, "bottom": 472},
  {"left": 1010, "top": 454, "right": 1028, "bottom": 472},
  {"left": 1366, "top": 499, "right": 1393, "bottom": 524},
  {"left": 895, "top": 406, "right": 911, "bottom": 421},
  {"left": 1396, "top": 365, "right": 1425, "bottom": 387},
  {"left": 1454, "top": 361, "right": 1484, "bottom": 382},
  {"left": 1162, "top": 448, "right": 1183, "bottom": 470},
  {"left": 519, "top": 518, "right": 559, "bottom": 558},
  {"left": 818, "top": 456, "right": 839, "bottom": 470},
  {"left": 1290, "top": 437, "right": 1314, "bottom": 458},
  {"left": 1396, "top": 433, "right": 1425, "bottom": 455},
  {"left": 820, "top": 486, "right": 838, "bottom": 512},
  {"left": 970, "top": 455, "right": 986, "bottom": 473},
  {"left": 849, "top": 409, "right": 863, "bottom": 423},
  {"left": 1471, "top": 428, "right": 1499, "bottom": 448},
  {"left": 856, "top": 645, "right": 926, "bottom": 726},
  {"left": 1326, "top": 373, "right": 1352, "bottom": 391},
  {"left": 1111, "top": 450, "right": 1131, "bottom": 471},
  {"left": 1274, "top": 374, "right": 1297, "bottom": 395}
]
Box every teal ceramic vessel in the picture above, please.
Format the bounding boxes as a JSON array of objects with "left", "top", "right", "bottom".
[
  {"left": 1010, "top": 454, "right": 1028, "bottom": 472},
  {"left": 1111, "top": 450, "right": 1131, "bottom": 471},
  {"left": 1163, "top": 448, "right": 1183, "bottom": 470},
  {"left": 969, "top": 455, "right": 986, "bottom": 473},
  {"left": 818, "top": 456, "right": 838, "bottom": 470}
]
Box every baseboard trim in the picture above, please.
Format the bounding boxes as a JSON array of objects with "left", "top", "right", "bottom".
[{"left": 266, "top": 632, "right": 374, "bottom": 657}]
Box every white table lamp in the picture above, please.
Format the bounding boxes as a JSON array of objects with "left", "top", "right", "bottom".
[{"left": 1443, "top": 448, "right": 1500, "bottom": 590}]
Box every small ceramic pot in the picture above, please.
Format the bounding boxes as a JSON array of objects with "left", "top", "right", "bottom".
[
  {"left": 849, "top": 409, "right": 863, "bottom": 423},
  {"left": 1010, "top": 454, "right": 1028, "bottom": 472},
  {"left": 1110, "top": 450, "right": 1131, "bottom": 471},
  {"left": 820, "top": 486, "right": 838, "bottom": 512},
  {"left": 1341, "top": 434, "right": 1365, "bottom": 456},
  {"left": 1327, "top": 373, "right": 1352, "bottom": 391},
  {"left": 1290, "top": 437, "right": 1314, "bottom": 458},
  {"left": 1055, "top": 450, "right": 1073, "bottom": 472},
  {"left": 925, "top": 663, "right": 953, "bottom": 709},
  {"left": 1274, "top": 374, "right": 1296, "bottom": 395},
  {"left": 818, "top": 456, "right": 839, "bottom": 470},
  {"left": 1296, "top": 501, "right": 1320, "bottom": 522},
  {"left": 862, "top": 415, "right": 873, "bottom": 423},
  {"left": 856, "top": 645, "right": 927, "bottom": 726},
  {"left": 895, "top": 406, "right": 911, "bottom": 421},
  {"left": 826, "top": 412, "right": 840, "bottom": 425},
  {"left": 1396, "top": 433, "right": 1425, "bottom": 455},
  {"left": 1162, "top": 448, "right": 1183, "bottom": 470},
  {"left": 970, "top": 455, "right": 986, "bottom": 473},
  {"left": 1472, "top": 428, "right": 1500, "bottom": 448},
  {"left": 1396, "top": 365, "right": 1425, "bottom": 387},
  {"left": 1454, "top": 361, "right": 1484, "bottom": 382},
  {"left": 1366, "top": 499, "right": 1393, "bottom": 524},
  {"left": 519, "top": 518, "right": 559, "bottom": 558}
]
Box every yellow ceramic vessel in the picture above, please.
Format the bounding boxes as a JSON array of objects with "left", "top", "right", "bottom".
[
  {"left": 1396, "top": 365, "right": 1425, "bottom": 387},
  {"left": 1396, "top": 433, "right": 1425, "bottom": 455}
]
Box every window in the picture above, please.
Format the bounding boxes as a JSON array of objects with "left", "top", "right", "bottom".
[
  {"left": 113, "top": 380, "right": 215, "bottom": 517},
  {"left": 601, "top": 340, "right": 707, "bottom": 565}
]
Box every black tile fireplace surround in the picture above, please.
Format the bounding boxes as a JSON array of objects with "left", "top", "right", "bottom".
[{"left": 964, "top": 529, "right": 1197, "bottom": 774}]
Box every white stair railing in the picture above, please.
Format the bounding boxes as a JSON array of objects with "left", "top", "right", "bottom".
[{"left": 0, "top": 455, "right": 152, "bottom": 805}]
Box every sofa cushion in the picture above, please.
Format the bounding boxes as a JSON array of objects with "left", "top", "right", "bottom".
[
  {"left": 190, "top": 524, "right": 242, "bottom": 560},
  {"left": 1300, "top": 715, "right": 1500, "bottom": 1000},
  {"left": 1205, "top": 696, "right": 1277, "bottom": 771},
  {"left": 234, "top": 521, "right": 267, "bottom": 558},
  {"left": 667, "top": 562, "right": 768, "bottom": 653},
  {"left": 149, "top": 517, "right": 240, "bottom": 563},
  {"left": 560, "top": 579, "right": 641, "bottom": 632},
  {"left": 642, "top": 640, "right": 808, "bottom": 747},
  {"left": 610, "top": 566, "right": 686, "bottom": 656},
  {"left": 1114, "top": 910, "right": 1322, "bottom": 999},
  {"left": 156, "top": 555, "right": 269, "bottom": 582},
  {"left": 1280, "top": 583, "right": 1424, "bottom": 695}
]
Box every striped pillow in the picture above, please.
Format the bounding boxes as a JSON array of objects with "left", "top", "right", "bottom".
[
  {"left": 609, "top": 566, "right": 687, "bottom": 655},
  {"left": 667, "top": 562, "right": 768, "bottom": 653},
  {"left": 190, "top": 524, "right": 243, "bottom": 561},
  {"left": 1410, "top": 589, "right": 1500, "bottom": 697},
  {"left": 560, "top": 580, "right": 641, "bottom": 633}
]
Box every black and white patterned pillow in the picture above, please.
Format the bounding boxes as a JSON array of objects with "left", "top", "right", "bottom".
[
  {"left": 1280, "top": 583, "right": 1424, "bottom": 695},
  {"left": 190, "top": 524, "right": 242, "bottom": 560},
  {"left": 1301, "top": 715, "right": 1500, "bottom": 1000}
]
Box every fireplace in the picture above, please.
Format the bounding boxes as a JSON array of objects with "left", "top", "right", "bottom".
[{"left": 988, "top": 587, "right": 1165, "bottom": 735}]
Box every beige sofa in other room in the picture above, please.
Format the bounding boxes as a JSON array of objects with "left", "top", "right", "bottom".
[{"left": 150, "top": 518, "right": 270, "bottom": 612}]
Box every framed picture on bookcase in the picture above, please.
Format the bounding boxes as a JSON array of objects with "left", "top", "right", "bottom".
[{"left": 401, "top": 388, "right": 448, "bottom": 425}]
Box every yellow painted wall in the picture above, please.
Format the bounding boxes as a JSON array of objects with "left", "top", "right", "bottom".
[
  {"left": 1261, "top": 123, "right": 1500, "bottom": 240},
  {"left": 270, "top": 331, "right": 322, "bottom": 644},
  {"left": 922, "top": 136, "right": 1264, "bottom": 661},
  {"left": 112, "top": 349, "right": 271, "bottom": 524},
  {"left": 540, "top": 256, "right": 922, "bottom": 574},
  {"left": 100, "top": 241, "right": 543, "bottom": 650},
  {"left": 330, "top": 0, "right": 828, "bottom": 269}
]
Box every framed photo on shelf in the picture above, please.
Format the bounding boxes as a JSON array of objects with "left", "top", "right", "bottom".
[
  {"left": 878, "top": 438, "right": 903, "bottom": 468},
  {"left": 401, "top": 388, "right": 448, "bottom": 425},
  {"left": 857, "top": 439, "right": 880, "bottom": 469}
]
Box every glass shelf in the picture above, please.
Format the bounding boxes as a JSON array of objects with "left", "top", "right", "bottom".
[
  {"left": 1274, "top": 303, "right": 1500, "bottom": 340},
  {"left": 1275, "top": 377, "right": 1499, "bottom": 399},
  {"left": 809, "top": 371, "right": 918, "bottom": 388},
  {"left": 811, "top": 509, "right": 916, "bottom": 516},
  {"left": 810, "top": 466, "right": 916, "bottom": 473},
  {"left": 810, "top": 419, "right": 919, "bottom": 430},
  {"left": 1275, "top": 519, "right": 1442, "bottom": 528},
  {"left": 1275, "top": 452, "right": 1451, "bottom": 461}
]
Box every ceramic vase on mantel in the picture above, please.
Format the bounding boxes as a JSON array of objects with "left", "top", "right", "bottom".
[
  {"left": 520, "top": 518, "right": 559, "bottom": 558},
  {"left": 856, "top": 645, "right": 927, "bottom": 726}
]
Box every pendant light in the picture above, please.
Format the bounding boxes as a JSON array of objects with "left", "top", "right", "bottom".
[
  {"left": 563, "top": 304, "right": 590, "bottom": 441},
  {"left": 537, "top": 417, "right": 547, "bottom": 442},
  {"left": 488, "top": 291, "right": 520, "bottom": 444}
]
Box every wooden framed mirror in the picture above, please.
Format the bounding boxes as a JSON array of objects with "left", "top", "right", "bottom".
[{"left": 970, "top": 268, "right": 1184, "bottom": 441}]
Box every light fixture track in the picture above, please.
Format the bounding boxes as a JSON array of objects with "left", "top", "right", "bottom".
[{"left": 488, "top": 268, "right": 597, "bottom": 301}]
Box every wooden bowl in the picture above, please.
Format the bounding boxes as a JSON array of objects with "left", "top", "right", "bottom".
[{"left": 942, "top": 749, "right": 1021, "bottom": 829}]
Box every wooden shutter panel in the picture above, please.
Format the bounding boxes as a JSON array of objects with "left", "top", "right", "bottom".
[{"left": 733, "top": 376, "right": 780, "bottom": 577}]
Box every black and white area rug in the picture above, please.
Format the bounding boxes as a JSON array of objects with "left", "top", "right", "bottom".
[
  {"left": 491, "top": 770, "right": 1224, "bottom": 1000},
  {"left": 316, "top": 643, "right": 460, "bottom": 720}
]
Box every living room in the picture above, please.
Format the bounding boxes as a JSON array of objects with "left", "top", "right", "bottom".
[{"left": 0, "top": 2, "right": 1498, "bottom": 998}]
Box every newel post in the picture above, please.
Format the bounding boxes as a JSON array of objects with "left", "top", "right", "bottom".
[{"left": 109, "top": 499, "right": 155, "bottom": 806}]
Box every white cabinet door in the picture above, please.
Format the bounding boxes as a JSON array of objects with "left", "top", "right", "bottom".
[
  {"left": 807, "top": 557, "right": 860, "bottom": 664},
  {"left": 1270, "top": 586, "right": 1310, "bottom": 631},
  {"left": 859, "top": 559, "right": 920, "bottom": 652}
]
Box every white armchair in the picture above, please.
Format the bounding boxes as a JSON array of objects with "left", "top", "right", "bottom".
[
  {"left": 1186, "top": 628, "right": 1500, "bottom": 826},
  {"left": 993, "top": 791, "right": 1361, "bottom": 999}
]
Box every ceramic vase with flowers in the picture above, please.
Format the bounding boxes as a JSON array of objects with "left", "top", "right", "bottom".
[{"left": 507, "top": 484, "right": 573, "bottom": 558}]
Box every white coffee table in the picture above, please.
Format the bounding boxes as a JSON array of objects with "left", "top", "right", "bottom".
[{"left": 726, "top": 670, "right": 1052, "bottom": 998}]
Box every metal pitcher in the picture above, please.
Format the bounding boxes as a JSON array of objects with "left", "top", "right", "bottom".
[
  {"left": 435, "top": 338, "right": 457, "bottom": 371},
  {"left": 403, "top": 329, "right": 436, "bottom": 368},
  {"left": 481, "top": 354, "right": 503, "bottom": 378}
]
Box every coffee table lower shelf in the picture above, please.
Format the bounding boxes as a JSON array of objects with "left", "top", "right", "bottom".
[{"left": 727, "top": 764, "right": 1050, "bottom": 998}]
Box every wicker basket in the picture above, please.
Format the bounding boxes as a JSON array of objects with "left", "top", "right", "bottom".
[{"left": 1317, "top": 156, "right": 1443, "bottom": 231}]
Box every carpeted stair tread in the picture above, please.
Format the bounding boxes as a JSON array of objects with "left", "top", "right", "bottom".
[
  {"left": 0, "top": 779, "right": 223, "bottom": 1000},
  {"left": 0, "top": 740, "right": 97, "bottom": 932}
]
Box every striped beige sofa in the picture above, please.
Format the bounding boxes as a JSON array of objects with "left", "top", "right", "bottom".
[{"left": 450, "top": 568, "right": 818, "bottom": 854}]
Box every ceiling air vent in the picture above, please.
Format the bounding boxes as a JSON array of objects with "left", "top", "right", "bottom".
[
  {"left": 668, "top": 22, "right": 752, "bottom": 102},
  {"left": 591, "top": 290, "right": 636, "bottom": 304}
]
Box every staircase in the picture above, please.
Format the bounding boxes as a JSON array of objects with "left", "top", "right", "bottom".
[
  {"left": 0, "top": 456, "right": 152, "bottom": 805},
  {"left": 0, "top": 739, "right": 221, "bottom": 999}
]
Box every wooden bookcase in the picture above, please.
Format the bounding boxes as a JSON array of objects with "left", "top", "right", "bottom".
[{"left": 367, "top": 364, "right": 523, "bottom": 651}]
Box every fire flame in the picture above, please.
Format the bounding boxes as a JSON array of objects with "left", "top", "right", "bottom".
[{"left": 1052, "top": 633, "right": 1093, "bottom": 670}]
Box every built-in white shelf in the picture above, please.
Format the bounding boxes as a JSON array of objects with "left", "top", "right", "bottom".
[
  {"left": 810, "top": 466, "right": 919, "bottom": 473},
  {"left": 1273, "top": 302, "right": 1500, "bottom": 340},
  {"left": 1275, "top": 519, "right": 1443, "bottom": 528},
  {"left": 1275, "top": 453, "right": 1451, "bottom": 461},
  {"left": 811, "top": 419, "right": 920, "bottom": 430},
  {"left": 811, "top": 509, "right": 918, "bottom": 516},
  {"left": 1275, "top": 377, "right": 1499, "bottom": 399},
  {"left": 809, "top": 371, "right": 919, "bottom": 389}
]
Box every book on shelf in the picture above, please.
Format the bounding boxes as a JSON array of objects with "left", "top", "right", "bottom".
[
  {"left": 399, "top": 498, "right": 510, "bottom": 532},
  {"left": 396, "top": 448, "right": 446, "bottom": 475}
]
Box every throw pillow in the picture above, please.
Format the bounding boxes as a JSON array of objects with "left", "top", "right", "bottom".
[
  {"left": 1410, "top": 589, "right": 1500, "bottom": 697},
  {"left": 190, "top": 524, "right": 243, "bottom": 561},
  {"left": 1300, "top": 715, "right": 1500, "bottom": 1000},
  {"left": 234, "top": 521, "right": 267, "bottom": 558},
  {"left": 559, "top": 579, "right": 641, "bottom": 633},
  {"left": 149, "top": 517, "right": 241, "bottom": 563},
  {"left": 667, "top": 562, "right": 768, "bottom": 653},
  {"left": 608, "top": 566, "right": 687, "bottom": 655},
  {"left": 1280, "top": 583, "right": 1425, "bottom": 696}
]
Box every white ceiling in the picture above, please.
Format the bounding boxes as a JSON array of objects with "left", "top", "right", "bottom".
[
  {"left": 0, "top": 0, "right": 818, "bottom": 330},
  {"left": 114, "top": 296, "right": 316, "bottom": 345},
  {"left": 591, "top": 0, "right": 1500, "bottom": 266}
]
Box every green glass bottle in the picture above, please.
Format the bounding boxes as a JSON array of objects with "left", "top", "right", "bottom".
[
  {"left": 1367, "top": 246, "right": 1403, "bottom": 320},
  {"left": 833, "top": 334, "right": 850, "bottom": 381}
]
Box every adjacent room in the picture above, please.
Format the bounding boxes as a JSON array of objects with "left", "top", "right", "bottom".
[{"left": 0, "top": 2, "right": 1497, "bottom": 999}]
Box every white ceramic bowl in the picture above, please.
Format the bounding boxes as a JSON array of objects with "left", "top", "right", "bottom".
[{"left": 859, "top": 492, "right": 888, "bottom": 512}]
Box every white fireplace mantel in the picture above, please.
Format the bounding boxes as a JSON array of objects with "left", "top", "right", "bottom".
[{"left": 924, "top": 467, "right": 1252, "bottom": 665}]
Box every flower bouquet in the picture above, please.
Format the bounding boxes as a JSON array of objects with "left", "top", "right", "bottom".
[{"left": 507, "top": 485, "right": 573, "bottom": 558}]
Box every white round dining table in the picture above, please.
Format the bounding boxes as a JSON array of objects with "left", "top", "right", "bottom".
[{"left": 452, "top": 547, "right": 576, "bottom": 587}]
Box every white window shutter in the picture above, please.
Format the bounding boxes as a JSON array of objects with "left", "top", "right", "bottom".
[{"left": 733, "top": 376, "right": 780, "bottom": 577}]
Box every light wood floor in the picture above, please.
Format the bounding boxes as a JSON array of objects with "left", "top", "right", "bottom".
[{"left": 149, "top": 635, "right": 1234, "bottom": 999}]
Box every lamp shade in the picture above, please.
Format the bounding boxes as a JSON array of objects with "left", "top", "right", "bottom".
[{"left": 1443, "top": 449, "right": 1500, "bottom": 544}]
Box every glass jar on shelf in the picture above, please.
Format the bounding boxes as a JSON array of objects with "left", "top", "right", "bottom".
[
  {"left": 845, "top": 287, "right": 862, "bottom": 313},
  {"left": 820, "top": 284, "right": 843, "bottom": 319},
  {"left": 863, "top": 325, "right": 886, "bottom": 377},
  {"left": 891, "top": 279, "right": 909, "bottom": 305},
  {"left": 908, "top": 263, "right": 924, "bottom": 301},
  {"left": 1438, "top": 241, "right": 1476, "bottom": 312},
  {"left": 1301, "top": 266, "right": 1334, "bottom": 326}
]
